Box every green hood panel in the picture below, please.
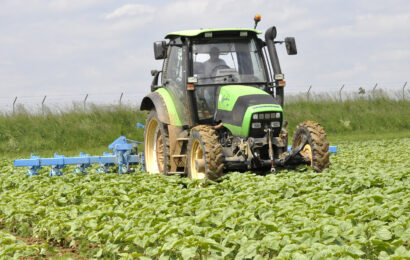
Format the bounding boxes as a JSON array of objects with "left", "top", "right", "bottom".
[
  {"left": 214, "top": 85, "right": 283, "bottom": 137},
  {"left": 217, "top": 85, "right": 270, "bottom": 111},
  {"left": 223, "top": 104, "right": 283, "bottom": 137}
]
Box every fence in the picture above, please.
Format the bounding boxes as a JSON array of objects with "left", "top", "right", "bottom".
[{"left": 1, "top": 81, "right": 408, "bottom": 114}]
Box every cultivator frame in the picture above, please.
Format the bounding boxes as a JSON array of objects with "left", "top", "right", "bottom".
[{"left": 14, "top": 136, "right": 144, "bottom": 176}]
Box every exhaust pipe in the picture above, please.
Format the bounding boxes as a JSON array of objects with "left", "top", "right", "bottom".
[{"left": 265, "top": 26, "right": 284, "bottom": 107}]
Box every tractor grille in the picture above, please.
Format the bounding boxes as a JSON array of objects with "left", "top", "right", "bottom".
[{"left": 249, "top": 112, "right": 282, "bottom": 138}]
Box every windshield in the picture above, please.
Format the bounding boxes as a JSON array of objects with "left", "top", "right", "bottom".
[{"left": 192, "top": 38, "right": 267, "bottom": 85}]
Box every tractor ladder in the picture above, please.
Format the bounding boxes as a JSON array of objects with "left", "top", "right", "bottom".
[{"left": 168, "top": 137, "right": 189, "bottom": 176}]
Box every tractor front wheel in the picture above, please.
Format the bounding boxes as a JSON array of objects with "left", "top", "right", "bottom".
[
  {"left": 144, "top": 110, "right": 170, "bottom": 174},
  {"left": 187, "top": 125, "right": 224, "bottom": 180},
  {"left": 292, "top": 121, "right": 330, "bottom": 172}
]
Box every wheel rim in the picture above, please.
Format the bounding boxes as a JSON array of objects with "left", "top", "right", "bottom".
[
  {"left": 145, "top": 118, "right": 160, "bottom": 173},
  {"left": 190, "top": 139, "right": 206, "bottom": 179},
  {"left": 156, "top": 132, "right": 164, "bottom": 172},
  {"left": 300, "top": 144, "right": 313, "bottom": 165},
  {"left": 296, "top": 137, "right": 313, "bottom": 166}
]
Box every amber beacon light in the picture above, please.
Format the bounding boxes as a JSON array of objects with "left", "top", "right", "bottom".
[{"left": 254, "top": 14, "right": 261, "bottom": 29}]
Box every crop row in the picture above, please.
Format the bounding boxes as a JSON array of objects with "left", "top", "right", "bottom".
[{"left": 0, "top": 138, "right": 409, "bottom": 259}]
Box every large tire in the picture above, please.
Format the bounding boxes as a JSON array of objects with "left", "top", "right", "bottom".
[
  {"left": 291, "top": 121, "right": 330, "bottom": 172},
  {"left": 187, "top": 125, "right": 224, "bottom": 180},
  {"left": 144, "top": 110, "right": 170, "bottom": 174}
]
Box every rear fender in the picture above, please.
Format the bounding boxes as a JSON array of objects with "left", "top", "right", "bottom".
[
  {"left": 140, "top": 88, "right": 183, "bottom": 126},
  {"left": 140, "top": 92, "right": 170, "bottom": 124}
]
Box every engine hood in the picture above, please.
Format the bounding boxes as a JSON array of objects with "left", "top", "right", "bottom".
[
  {"left": 215, "top": 85, "right": 283, "bottom": 136},
  {"left": 217, "top": 85, "right": 272, "bottom": 111}
]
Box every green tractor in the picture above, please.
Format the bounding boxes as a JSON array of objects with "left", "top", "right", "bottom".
[{"left": 141, "top": 18, "right": 330, "bottom": 179}]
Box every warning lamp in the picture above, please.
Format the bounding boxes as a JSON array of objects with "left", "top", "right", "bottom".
[{"left": 254, "top": 14, "right": 261, "bottom": 29}]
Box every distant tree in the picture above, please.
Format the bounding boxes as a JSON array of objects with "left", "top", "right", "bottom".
[{"left": 358, "top": 87, "right": 366, "bottom": 95}]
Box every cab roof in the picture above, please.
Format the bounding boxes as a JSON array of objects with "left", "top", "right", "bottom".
[{"left": 165, "top": 28, "right": 262, "bottom": 39}]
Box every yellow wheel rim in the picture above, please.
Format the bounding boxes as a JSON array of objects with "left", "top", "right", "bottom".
[
  {"left": 189, "top": 139, "right": 206, "bottom": 179},
  {"left": 296, "top": 137, "right": 313, "bottom": 166},
  {"left": 155, "top": 132, "right": 164, "bottom": 173},
  {"left": 300, "top": 144, "right": 313, "bottom": 166},
  {"left": 145, "top": 118, "right": 161, "bottom": 173}
]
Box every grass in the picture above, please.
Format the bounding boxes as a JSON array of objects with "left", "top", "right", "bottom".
[
  {"left": 0, "top": 104, "right": 146, "bottom": 157},
  {"left": 1, "top": 96, "right": 409, "bottom": 157}
]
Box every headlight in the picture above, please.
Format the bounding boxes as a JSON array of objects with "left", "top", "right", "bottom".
[
  {"left": 276, "top": 112, "right": 281, "bottom": 118},
  {"left": 271, "top": 121, "right": 280, "bottom": 128},
  {"left": 252, "top": 114, "right": 258, "bottom": 120},
  {"left": 252, "top": 122, "right": 262, "bottom": 128}
]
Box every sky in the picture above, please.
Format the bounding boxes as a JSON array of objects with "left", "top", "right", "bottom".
[{"left": 0, "top": 0, "right": 409, "bottom": 110}]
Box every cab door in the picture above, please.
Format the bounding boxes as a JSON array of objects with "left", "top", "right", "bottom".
[{"left": 162, "top": 45, "right": 189, "bottom": 126}]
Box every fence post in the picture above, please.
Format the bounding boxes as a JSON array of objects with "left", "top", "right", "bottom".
[
  {"left": 83, "top": 94, "right": 88, "bottom": 111},
  {"left": 339, "top": 84, "right": 345, "bottom": 102},
  {"left": 119, "top": 92, "right": 124, "bottom": 107},
  {"left": 372, "top": 83, "right": 378, "bottom": 97},
  {"left": 403, "top": 82, "right": 408, "bottom": 100},
  {"left": 41, "top": 95, "right": 47, "bottom": 115},
  {"left": 12, "top": 96, "right": 17, "bottom": 114},
  {"left": 307, "top": 85, "right": 312, "bottom": 101}
]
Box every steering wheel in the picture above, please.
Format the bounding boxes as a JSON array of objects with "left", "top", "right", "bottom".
[{"left": 210, "top": 65, "right": 230, "bottom": 77}]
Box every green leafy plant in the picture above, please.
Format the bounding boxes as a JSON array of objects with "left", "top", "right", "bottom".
[{"left": 0, "top": 138, "right": 409, "bottom": 258}]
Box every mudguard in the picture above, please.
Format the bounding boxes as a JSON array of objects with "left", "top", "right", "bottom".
[{"left": 140, "top": 89, "right": 183, "bottom": 126}]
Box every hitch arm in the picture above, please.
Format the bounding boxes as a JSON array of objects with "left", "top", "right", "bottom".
[{"left": 274, "top": 135, "right": 308, "bottom": 166}]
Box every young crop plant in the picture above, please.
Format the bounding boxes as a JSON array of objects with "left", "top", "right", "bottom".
[{"left": 0, "top": 138, "right": 409, "bottom": 259}]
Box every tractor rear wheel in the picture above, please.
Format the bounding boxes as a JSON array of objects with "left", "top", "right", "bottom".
[
  {"left": 292, "top": 121, "right": 330, "bottom": 172},
  {"left": 144, "top": 110, "right": 170, "bottom": 174},
  {"left": 187, "top": 125, "right": 224, "bottom": 180}
]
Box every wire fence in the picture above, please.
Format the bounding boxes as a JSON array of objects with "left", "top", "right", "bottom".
[{"left": 1, "top": 81, "right": 408, "bottom": 115}]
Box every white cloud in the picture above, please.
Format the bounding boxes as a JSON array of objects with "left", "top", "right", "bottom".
[
  {"left": 104, "top": 4, "right": 155, "bottom": 20},
  {"left": 370, "top": 49, "right": 410, "bottom": 62},
  {"left": 319, "top": 63, "right": 368, "bottom": 81},
  {"left": 1, "top": 0, "right": 410, "bottom": 109},
  {"left": 321, "top": 12, "right": 410, "bottom": 38}
]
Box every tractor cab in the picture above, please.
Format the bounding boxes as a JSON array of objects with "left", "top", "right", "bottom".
[{"left": 142, "top": 19, "right": 329, "bottom": 179}]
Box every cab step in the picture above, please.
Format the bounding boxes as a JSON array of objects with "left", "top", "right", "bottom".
[
  {"left": 172, "top": 154, "right": 187, "bottom": 158},
  {"left": 167, "top": 171, "right": 185, "bottom": 175}
]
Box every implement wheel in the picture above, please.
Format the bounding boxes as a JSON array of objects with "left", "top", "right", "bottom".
[
  {"left": 292, "top": 121, "right": 330, "bottom": 172},
  {"left": 187, "top": 125, "right": 224, "bottom": 180},
  {"left": 144, "top": 110, "right": 170, "bottom": 174}
]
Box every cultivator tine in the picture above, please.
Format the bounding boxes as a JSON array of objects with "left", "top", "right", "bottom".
[
  {"left": 25, "top": 154, "right": 41, "bottom": 176},
  {"left": 73, "top": 153, "right": 91, "bottom": 174},
  {"left": 49, "top": 153, "right": 65, "bottom": 177}
]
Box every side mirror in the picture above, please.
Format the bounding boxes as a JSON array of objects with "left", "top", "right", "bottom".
[
  {"left": 154, "top": 41, "right": 167, "bottom": 60},
  {"left": 285, "top": 37, "right": 297, "bottom": 55}
]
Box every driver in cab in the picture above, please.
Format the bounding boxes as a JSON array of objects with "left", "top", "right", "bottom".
[{"left": 203, "top": 47, "right": 228, "bottom": 77}]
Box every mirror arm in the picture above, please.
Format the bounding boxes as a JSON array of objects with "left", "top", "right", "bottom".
[{"left": 151, "top": 70, "right": 162, "bottom": 92}]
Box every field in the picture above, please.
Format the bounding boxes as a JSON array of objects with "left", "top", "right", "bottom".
[
  {"left": 0, "top": 97, "right": 409, "bottom": 259},
  {"left": 0, "top": 137, "right": 409, "bottom": 259}
]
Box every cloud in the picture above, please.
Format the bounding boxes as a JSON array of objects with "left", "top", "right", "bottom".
[
  {"left": 321, "top": 12, "right": 410, "bottom": 38},
  {"left": 1, "top": 0, "right": 410, "bottom": 109},
  {"left": 317, "top": 63, "right": 368, "bottom": 81},
  {"left": 104, "top": 4, "right": 155, "bottom": 20},
  {"left": 370, "top": 49, "right": 410, "bottom": 62}
]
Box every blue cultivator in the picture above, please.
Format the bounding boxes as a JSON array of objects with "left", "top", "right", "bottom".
[{"left": 14, "top": 136, "right": 144, "bottom": 176}]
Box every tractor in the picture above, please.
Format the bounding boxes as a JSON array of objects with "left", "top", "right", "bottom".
[{"left": 140, "top": 16, "right": 330, "bottom": 179}]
